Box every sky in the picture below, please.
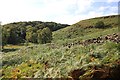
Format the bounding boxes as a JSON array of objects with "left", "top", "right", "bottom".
[{"left": 0, "top": 0, "right": 119, "bottom": 25}]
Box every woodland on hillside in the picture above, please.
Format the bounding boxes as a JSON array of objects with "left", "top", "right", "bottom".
[{"left": 1, "top": 21, "right": 69, "bottom": 49}]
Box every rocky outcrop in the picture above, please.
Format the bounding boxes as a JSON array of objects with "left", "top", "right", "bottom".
[{"left": 63, "top": 33, "right": 120, "bottom": 48}]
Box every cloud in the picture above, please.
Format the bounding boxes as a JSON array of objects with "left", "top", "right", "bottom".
[
  {"left": 92, "top": 0, "right": 119, "bottom": 2},
  {"left": 0, "top": 0, "right": 70, "bottom": 24},
  {"left": 107, "top": 0, "right": 119, "bottom": 3},
  {"left": 0, "top": 0, "right": 118, "bottom": 25}
]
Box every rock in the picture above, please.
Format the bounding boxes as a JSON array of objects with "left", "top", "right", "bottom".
[{"left": 68, "top": 69, "right": 86, "bottom": 80}]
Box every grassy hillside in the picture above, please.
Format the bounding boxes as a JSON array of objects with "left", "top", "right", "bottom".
[
  {"left": 1, "top": 15, "right": 120, "bottom": 79},
  {"left": 53, "top": 15, "right": 118, "bottom": 42}
]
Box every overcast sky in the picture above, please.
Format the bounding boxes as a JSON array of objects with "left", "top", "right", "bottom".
[{"left": 0, "top": 0, "right": 119, "bottom": 25}]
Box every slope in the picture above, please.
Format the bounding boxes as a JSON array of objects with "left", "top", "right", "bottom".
[
  {"left": 1, "top": 15, "right": 120, "bottom": 79},
  {"left": 53, "top": 15, "right": 118, "bottom": 43}
]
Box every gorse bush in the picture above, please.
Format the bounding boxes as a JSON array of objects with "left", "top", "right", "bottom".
[{"left": 95, "top": 21, "right": 105, "bottom": 28}]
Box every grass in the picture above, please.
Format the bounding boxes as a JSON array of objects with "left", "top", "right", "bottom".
[
  {"left": 1, "top": 15, "right": 120, "bottom": 79},
  {"left": 53, "top": 15, "right": 118, "bottom": 41},
  {"left": 1, "top": 41, "right": 119, "bottom": 78},
  {"left": 53, "top": 27, "right": 118, "bottom": 46}
]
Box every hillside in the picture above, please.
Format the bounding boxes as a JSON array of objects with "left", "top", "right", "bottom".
[
  {"left": 53, "top": 15, "right": 118, "bottom": 43},
  {"left": 1, "top": 15, "right": 120, "bottom": 79},
  {"left": 3, "top": 21, "right": 70, "bottom": 31}
]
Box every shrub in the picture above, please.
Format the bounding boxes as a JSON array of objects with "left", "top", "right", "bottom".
[{"left": 95, "top": 21, "right": 105, "bottom": 28}]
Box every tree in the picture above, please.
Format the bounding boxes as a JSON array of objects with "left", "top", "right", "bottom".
[
  {"left": 31, "top": 33, "right": 37, "bottom": 43},
  {"left": 37, "top": 27, "right": 52, "bottom": 44},
  {"left": 25, "top": 26, "right": 37, "bottom": 43},
  {"left": 95, "top": 21, "right": 105, "bottom": 28},
  {"left": 4, "top": 25, "right": 22, "bottom": 45},
  {"left": 41, "top": 27, "right": 52, "bottom": 43},
  {"left": 2, "top": 27, "right": 10, "bottom": 50},
  {"left": 37, "top": 29, "right": 42, "bottom": 44}
]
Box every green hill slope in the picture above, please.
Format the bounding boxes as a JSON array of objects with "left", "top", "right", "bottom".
[{"left": 53, "top": 15, "right": 118, "bottom": 43}]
